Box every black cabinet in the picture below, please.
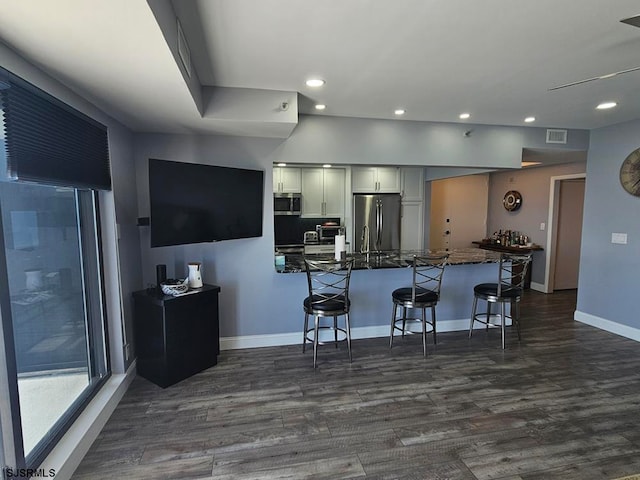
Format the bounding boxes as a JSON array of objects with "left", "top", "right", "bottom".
[{"left": 133, "top": 284, "right": 221, "bottom": 388}]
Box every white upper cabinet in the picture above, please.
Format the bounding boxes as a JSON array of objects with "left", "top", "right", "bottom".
[
  {"left": 322, "top": 168, "right": 346, "bottom": 217},
  {"left": 352, "top": 166, "right": 400, "bottom": 193},
  {"left": 400, "top": 167, "right": 425, "bottom": 202},
  {"left": 301, "top": 167, "right": 345, "bottom": 217},
  {"left": 273, "top": 167, "right": 302, "bottom": 193}
]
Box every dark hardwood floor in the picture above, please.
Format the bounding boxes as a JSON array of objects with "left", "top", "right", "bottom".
[{"left": 72, "top": 290, "right": 640, "bottom": 479}]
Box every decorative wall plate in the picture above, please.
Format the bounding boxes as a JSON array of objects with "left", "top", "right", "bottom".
[{"left": 503, "top": 190, "right": 522, "bottom": 211}]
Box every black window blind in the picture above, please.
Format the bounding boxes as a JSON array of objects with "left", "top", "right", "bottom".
[{"left": 0, "top": 68, "right": 111, "bottom": 190}]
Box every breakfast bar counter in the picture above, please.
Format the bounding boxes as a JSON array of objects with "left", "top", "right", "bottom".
[
  {"left": 275, "top": 247, "right": 501, "bottom": 273},
  {"left": 272, "top": 248, "right": 507, "bottom": 336}
]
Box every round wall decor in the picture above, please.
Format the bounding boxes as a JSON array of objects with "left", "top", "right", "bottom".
[
  {"left": 503, "top": 190, "right": 522, "bottom": 211},
  {"left": 620, "top": 147, "right": 640, "bottom": 196}
]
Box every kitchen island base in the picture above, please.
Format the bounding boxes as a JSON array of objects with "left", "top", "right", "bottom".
[{"left": 268, "top": 249, "right": 515, "bottom": 349}]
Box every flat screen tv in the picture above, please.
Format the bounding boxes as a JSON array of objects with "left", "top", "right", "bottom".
[{"left": 149, "top": 158, "right": 264, "bottom": 247}]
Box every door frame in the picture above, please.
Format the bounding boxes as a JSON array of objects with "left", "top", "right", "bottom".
[{"left": 543, "top": 173, "right": 586, "bottom": 293}]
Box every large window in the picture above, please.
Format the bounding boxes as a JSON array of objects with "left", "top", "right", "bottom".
[
  {"left": 0, "top": 67, "right": 111, "bottom": 471},
  {"left": 0, "top": 182, "right": 108, "bottom": 466}
]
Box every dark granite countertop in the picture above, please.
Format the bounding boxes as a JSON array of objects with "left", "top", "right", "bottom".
[{"left": 275, "top": 248, "right": 502, "bottom": 273}]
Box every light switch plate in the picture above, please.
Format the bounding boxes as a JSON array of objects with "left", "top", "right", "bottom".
[
  {"left": 540, "top": 222, "right": 546, "bottom": 231},
  {"left": 612, "top": 233, "right": 628, "bottom": 244}
]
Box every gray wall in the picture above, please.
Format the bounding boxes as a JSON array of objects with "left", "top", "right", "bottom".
[
  {"left": 134, "top": 133, "right": 286, "bottom": 337},
  {"left": 487, "top": 162, "right": 586, "bottom": 285},
  {"left": 577, "top": 119, "right": 640, "bottom": 328},
  {"left": 107, "top": 122, "right": 140, "bottom": 369}
]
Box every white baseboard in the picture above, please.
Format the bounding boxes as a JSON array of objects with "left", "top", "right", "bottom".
[
  {"left": 40, "top": 361, "right": 136, "bottom": 480},
  {"left": 220, "top": 317, "right": 513, "bottom": 350},
  {"left": 530, "top": 282, "right": 545, "bottom": 293},
  {"left": 575, "top": 310, "right": 640, "bottom": 342},
  {"left": 220, "top": 332, "right": 301, "bottom": 350}
]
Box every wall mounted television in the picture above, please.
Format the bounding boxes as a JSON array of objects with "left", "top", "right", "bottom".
[{"left": 149, "top": 158, "right": 264, "bottom": 247}]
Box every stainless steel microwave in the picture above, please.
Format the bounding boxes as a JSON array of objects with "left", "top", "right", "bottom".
[{"left": 274, "top": 193, "right": 302, "bottom": 215}]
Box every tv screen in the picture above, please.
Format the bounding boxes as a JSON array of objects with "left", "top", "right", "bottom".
[{"left": 149, "top": 158, "right": 264, "bottom": 247}]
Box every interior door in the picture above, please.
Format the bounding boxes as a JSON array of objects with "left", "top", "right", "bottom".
[{"left": 553, "top": 179, "right": 585, "bottom": 290}]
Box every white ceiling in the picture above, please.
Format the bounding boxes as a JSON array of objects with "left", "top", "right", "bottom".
[{"left": 1, "top": 0, "right": 640, "bottom": 138}]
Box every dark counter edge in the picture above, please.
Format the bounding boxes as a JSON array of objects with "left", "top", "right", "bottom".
[{"left": 275, "top": 248, "right": 502, "bottom": 274}]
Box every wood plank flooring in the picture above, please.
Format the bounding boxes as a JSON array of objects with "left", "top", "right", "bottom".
[{"left": 71, "top": 290, "right": 640, "bottom": 479}]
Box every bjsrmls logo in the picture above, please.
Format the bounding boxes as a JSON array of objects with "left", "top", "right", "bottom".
[{"left": 3, "top": 468, "right": 56, "bottom": 478}]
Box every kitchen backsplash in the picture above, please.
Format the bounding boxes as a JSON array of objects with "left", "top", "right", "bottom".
[{"left": 274, "top": 216, "right": 341, "bottom": 246}]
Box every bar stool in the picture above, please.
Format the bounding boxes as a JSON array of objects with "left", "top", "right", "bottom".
[
  {"left": 302, "top": 257, "right": 354, "bottom": 368},
  {"left": 389, "top": 253, "right": 448, "bottom": 356},
  {"left": 469, "top": 253, "right": 532, "bottom": 349}
]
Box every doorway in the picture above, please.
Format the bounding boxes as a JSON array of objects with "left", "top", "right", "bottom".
[
  {"left": 544, "top": 174, "right": 586, "bottom": 292},
  {"left": 428, "top": 174, "right": 489, "bottom": 249}
]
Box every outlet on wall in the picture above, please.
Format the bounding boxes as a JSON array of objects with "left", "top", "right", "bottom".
[
  {"left": 611, "top": 232, "right": 628, "bottom": 244},
  {"left": 540, "top": 222, "right": 546, "bottom": 231}
]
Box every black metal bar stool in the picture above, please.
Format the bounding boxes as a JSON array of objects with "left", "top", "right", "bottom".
[
  {"left": 469, "top": 253, "right": 532, "bottom": 349},
  {"left": 303, "top": 257, "right": 354, "bottom": 368},
  {"left": 389, "top": 253, "right": 448, "bottom": 356}
]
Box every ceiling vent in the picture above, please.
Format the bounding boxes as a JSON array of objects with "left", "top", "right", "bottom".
[
  {"left": 177, "top": 19, "right": 191, "bottom": 78},
  {"left": 546, "top": 129, "right": 568, "bottom": 144}
]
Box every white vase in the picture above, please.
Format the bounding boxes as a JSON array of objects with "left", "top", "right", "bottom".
[{"left": 187, "top": 262, "right": 203, "bottom": 289}]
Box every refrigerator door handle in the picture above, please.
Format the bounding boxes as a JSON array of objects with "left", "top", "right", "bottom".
[{"left": 376, "top": 199, "right": 382, "bottom": 250}]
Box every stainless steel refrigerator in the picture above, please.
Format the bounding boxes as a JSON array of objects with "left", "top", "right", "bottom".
[{"left": 353, "top": 194, "right": 402, "bottom": 253}]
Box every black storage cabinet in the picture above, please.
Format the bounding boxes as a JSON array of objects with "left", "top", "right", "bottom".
[{"left": 133, "top": 284, "right": 221, "bottom": 388}]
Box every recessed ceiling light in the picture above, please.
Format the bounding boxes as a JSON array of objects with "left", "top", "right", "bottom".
[
  {"left": 394, "top": 109, "right": 406, "bottom": 115},
  {"left": 315, "top": 104, "right": 326, "bottom": 110},
  {"left": 459, "top": 113, "right": 470, "bottom": 119},
  {"left": 521, "top": 161, "right": 542, "bottom": 167},
  {"left": 277, "top": 163, "right": 286, "bottom": 167},
  {"left": 306, "top": 78, "right": 325, "bottom": 87},
  {"left": 524, "top": 116, "right": 536, "bottom": 123},
  {"left": 322, "top": 164, "right": 332, "bottom": 168},
  {"left": 596, "top": 101, "right": 617, "bottom": 110}
]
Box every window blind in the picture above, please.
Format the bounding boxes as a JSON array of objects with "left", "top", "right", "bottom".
[{"left": 0, "top": 68, "right": 111, "bottom": 190}]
